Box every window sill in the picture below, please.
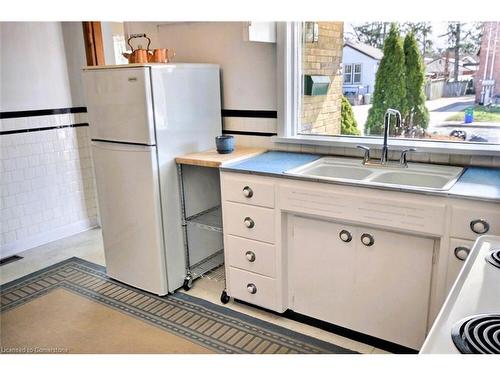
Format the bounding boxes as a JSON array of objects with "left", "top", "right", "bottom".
[{"left": 272, "top": 135, "right": 500, "bottom": 157}]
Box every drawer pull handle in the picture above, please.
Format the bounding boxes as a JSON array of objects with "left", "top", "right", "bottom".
[
  {"left": 245, "top": 251, "right": 256, "bottom": 262},
  {"left": 244, "top": 217, "right": 255, "bottom": 229},
  {"left": 247, "top": 283, "right": 257, "bottom": 294},
  {"left": 454, "top": 246, "right": 470, "bottom": 261},
  {"left": 470, "top": 219, "right": 490, "bottom": 234},
  {"left": 339, "top": 230, "right": 352, "bottom": 243},
  {"left": 242, "top": 186, "right": 253, "bottom": 198},
  {"left": 361, "top": 233, "right": 375, "bottom": 247}
]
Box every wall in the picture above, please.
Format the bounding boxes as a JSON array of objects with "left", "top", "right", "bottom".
[
  {"left": 475, "top": 22, "right": 500, "bottom": 103},
  {"left": 124, "top": 22, "right": 277, "bottom": 148},
  {"left": 1, "top": 22, "right": 86, "bottom": 111},
  {"left": 0, "top": 22, "right": 98, "bottom": 257},
  {"left": 342, "top": 46, "right": 379, "bottom": 95},
  {"left": 300, "top": 22, "right": 344, "bottom": 135}
]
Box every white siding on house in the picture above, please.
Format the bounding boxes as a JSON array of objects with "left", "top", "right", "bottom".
[{"left": 342, "top": 45, "right": 379, "bottom": 94}]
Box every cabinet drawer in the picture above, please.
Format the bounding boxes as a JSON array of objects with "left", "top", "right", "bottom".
[
  {"left": 223, "top": 202, "right": 275, "bottom": 243},
  {"left": 222, "top": 173, "right": 275, "bottom": 208},
  {"left": 450, "top": 205, "right": 500, "bottom": 240},
  {"left": 445, "top": 238, "right": 475, "bottom": 294},
  {"left": 225, "top": 235, "right": 276, "bottom": 277},
  {"left": 228, "top": 267, "right": 278, "bottom": 311}
]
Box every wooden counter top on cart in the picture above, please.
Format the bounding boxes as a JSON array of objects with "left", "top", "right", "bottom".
[{"left": 175, "top": 147, "right": 267, "bottom": 168}]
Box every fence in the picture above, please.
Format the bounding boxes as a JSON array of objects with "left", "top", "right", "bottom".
[{"left": 425, "top": 79, "right": 472, "bottom": 99}]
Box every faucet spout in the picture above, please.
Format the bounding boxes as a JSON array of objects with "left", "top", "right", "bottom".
[{"left": 382, "top": 109, "right": 401, "bottom": 164}]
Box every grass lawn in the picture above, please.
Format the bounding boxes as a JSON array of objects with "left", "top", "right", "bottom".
[{"left": 446, "top": 105, "right": 500, "bottom": 122}]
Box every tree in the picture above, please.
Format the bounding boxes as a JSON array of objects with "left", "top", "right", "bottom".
[
  {"left": 440, "top": 22, "right": 483, "bottom": 81},
  {"left": 349, "top": 22, "right": 392, "bottom": 49},
  {"left": 365, "top": 24, "right": 407, "bottom": 135},
  {"left": 402, "top": 22, "right": 433, "bottom": 56},
  {"left": 340, "top": 96, "right": 360, "bottom": 136},
  {"left": 404, "top": 32, "right": 429, "bottom": 130}
]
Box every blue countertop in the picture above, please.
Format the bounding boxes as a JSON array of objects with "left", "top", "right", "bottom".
[{"left": 221, "top": 151, "right": 500, "bottom": 202}]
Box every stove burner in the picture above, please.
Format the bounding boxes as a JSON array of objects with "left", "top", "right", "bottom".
[
  {"left": 451, "top": 314, "right": 500, "bottom": 354},
  {"left": 486, "top": 249, "right": 500, "bottom": 269}
]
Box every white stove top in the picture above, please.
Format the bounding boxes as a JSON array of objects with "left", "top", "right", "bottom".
[{"left": 420, "top": 235, "right": 500, "bottom": 354}]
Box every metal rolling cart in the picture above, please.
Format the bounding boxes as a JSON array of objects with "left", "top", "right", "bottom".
[
  {"left": 176, "top": 163, "right": 226, "bottom": 295},
  {"left": 175, "top": 148, "right": 266, "bottom": 304}
]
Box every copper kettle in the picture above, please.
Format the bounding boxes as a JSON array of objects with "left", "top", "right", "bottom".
[
  {"left": 149, "top": 48, "right": 176, "bottom": 63},
  {"left": 122, "top": 33, "right": 152, "bottom": 64}
]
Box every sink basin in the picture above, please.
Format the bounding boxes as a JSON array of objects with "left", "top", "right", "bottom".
[
  {"left": 371, "top": 171, "right": 452, "bottom": 189},
  {"left": 301, "top": 164, "right": 373, "bottom": 180},
  {"left": 285, "top": 156, "right": 464, "bottom": 191}
]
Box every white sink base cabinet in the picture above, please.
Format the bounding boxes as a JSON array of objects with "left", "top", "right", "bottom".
[{"left": 220, "top": 171, "right": 500, "bottom": 350}]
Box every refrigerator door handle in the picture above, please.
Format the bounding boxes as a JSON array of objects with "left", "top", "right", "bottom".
[{"left": 91, "top": 139, "right": 156, "bottom": 151}]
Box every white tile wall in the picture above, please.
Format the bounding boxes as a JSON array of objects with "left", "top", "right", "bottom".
[
  {"left": 0, "top": 113, "right": 98, "bottom": 257},
  {"left": 268, "top": 141, "right": 500, "bottom": 168},
  {"left": 223, "top": 117, "right": 277, "bottom": 134}
]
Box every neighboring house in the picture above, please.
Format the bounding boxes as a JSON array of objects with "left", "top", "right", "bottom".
[
  {"left": 425, "top": 55, "right": 479, "bottom": 80},
  {"left": 342, "top": 41, "right": 383, "bottom": 97},
  {"left": 475, "top": 21, "right": 500, "bottom": 104}
]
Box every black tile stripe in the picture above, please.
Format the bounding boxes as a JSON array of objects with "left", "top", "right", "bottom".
[
  {"left": 221, "top": 109, "right": 277, "bottom": 118},
  {"left": 222, "top": 130, "right": 277, "bottom": 137},
  {"left": 0, "top": 123, "right": 89, "bottom": 136},
  {"left": 0, "top": 107, "right": 87, "bottom": 119}
]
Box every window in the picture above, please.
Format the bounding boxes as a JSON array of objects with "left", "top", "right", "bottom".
[
  {"left": 353, "top": 64, "right": 362, "bottom": 83},
  {"left": 344, "top": 64, "right": 353, "bottom": 84},
  {"left": 279, "top": 21, "right": 500, "bottom": 151},
  {"left": 344, "top": 63, "right": 362, "bottom": 84}
]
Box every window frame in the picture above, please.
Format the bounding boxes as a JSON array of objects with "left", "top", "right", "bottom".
[
  {"left": 275, "top": 22, "right": 500, "bottom": 156},
  {"left": 353, "top": 63, "right": 362, "bottom": 84},
  {"left": 343, "top": 63, "right": 353, "bottom": 84}
]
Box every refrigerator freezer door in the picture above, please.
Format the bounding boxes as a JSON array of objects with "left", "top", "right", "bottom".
[
  {"left": 91, "top": 141, "right": 168, "bottom": 295},
  {"left": 84, "top": 67, "right": 156, "bottom": 145}
]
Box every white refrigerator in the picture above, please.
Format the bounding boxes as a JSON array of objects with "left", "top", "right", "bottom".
[{"left": 83, "top": 64, "right": 221, "bottom": 295}]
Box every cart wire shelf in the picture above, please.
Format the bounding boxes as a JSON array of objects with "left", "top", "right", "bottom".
[
  {"left": 190, "top": 248, "right": 225, "bottom": 282},
  {"left": 185, "top": 205, "right": 222, "bottom": 233}
]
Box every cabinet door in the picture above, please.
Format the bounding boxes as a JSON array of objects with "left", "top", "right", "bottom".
[
  {"left": 445, "top": 238, "right": 474, "bottom": 293},
  {"left": 352, "top": 227, "right": 434, "bottom": 349},
  {"left": 290, "top": 215, "right": 356, "bottom": 328}
]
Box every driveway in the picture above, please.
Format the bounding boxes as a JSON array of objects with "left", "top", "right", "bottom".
[{"left": 351, "top": 96, "right": 476, "bottom": 135}]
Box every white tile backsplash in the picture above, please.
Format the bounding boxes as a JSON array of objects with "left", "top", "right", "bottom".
[{"left": 0, "top": 113, "right": 98, "bottom": 257}]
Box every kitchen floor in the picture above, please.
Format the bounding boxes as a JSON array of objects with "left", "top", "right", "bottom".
[{"left": 0, "top": 228, "right": 388, "bottom": 354}]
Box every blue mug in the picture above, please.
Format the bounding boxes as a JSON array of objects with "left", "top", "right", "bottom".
[{"left": 215, "top": 135, "right": 235, "bottom": 154}]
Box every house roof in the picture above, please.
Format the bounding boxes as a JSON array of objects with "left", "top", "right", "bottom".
[{"left": 343, "top": 40, "right": 384, "bottom": 60}]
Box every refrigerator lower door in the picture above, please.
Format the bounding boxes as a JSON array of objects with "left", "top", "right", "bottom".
[{"left": 92, "top": 141, "right": 168, "bottom": 295}]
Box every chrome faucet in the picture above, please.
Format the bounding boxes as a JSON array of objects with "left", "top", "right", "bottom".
[
  {"left": 381, "top": 109, "right": 401, "bottom": 164},
  {"left": 356, "top": 108, "right": 417, "bottom": 167}
]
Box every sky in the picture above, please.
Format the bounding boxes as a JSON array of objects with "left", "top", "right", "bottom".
[{"left": 344, "top": 22, "right": 456, "bottom": 50}]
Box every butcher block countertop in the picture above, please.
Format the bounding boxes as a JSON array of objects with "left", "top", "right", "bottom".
[{"left": 175, "top": 147, "right": 267, "bottom": 168}]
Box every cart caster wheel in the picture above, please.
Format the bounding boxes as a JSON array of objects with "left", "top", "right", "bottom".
[
  {"left": 183, "top": 278, "right": 192, "bottom": 291},
  {"left": 220, "top": 290, "right": 230, "bottom": 304}
]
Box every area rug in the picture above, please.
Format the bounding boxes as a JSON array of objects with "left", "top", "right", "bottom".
[{"left": 0, "top": 257, "right": 355, "bottom": 354}]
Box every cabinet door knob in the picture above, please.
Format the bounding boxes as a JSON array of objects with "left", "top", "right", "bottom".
[
  {"left": 244, "top": 217, "right": 255, "bottom": 228},
  {"left": 242, "top": 186, "right": 253, "bottom": 198},
  {"left": 454, "top": 246, "right": 470, "bottom": 261},
  {"left": 245, "top": 251, "right": 256, "bottom": 262},
  {"left": 470, "top": 219, "right": 489, "bottom": 234},
  {"left": 361, "top": 233, "right": 375, "bottom": 246},
  {"left": 339, "top": 230, "right": 352, "bottom": 243},
  {"left": 247, "top": 283, "right": 257, "bottom": 294}
]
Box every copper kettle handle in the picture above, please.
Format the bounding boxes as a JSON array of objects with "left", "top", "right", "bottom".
[{"left": 127, "top": 33, "right": 151, "bottom": 52}]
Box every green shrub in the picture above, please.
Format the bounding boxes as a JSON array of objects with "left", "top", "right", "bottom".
[
  {"left": 404, "top": 32, "right": 429, "bottom": 129},
  {"left": 341, "top": 96, "right": 360, "bottom": 135},
  {"left": 365, "top": 23, "right": 407, "bottom": 135}
]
